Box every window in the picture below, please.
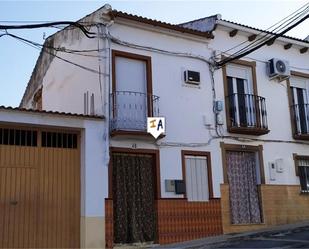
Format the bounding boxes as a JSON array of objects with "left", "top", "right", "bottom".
[
  {"left": 182, "top": 151, "right": 212, "bottom": 201},
  {"left": 289, "top": 75, "right": 309, "bottom": 136},
  {"left": 223, "top": 61, "right": 268, "bottom": 134},
  {"left": 111, "top": 50, "right": 157, "bottom": 133},
  {"left": 0, "top": 128, "right": 37, "bottom": 147},
  {"left": 294, "top": 155, "right": 309, "bottom": 193},
  {"left": 226, "top": 64, "right": 256, "bottom": 128},
  {"left": 41, "top": 131, "right": 78, "bottom": 149}
]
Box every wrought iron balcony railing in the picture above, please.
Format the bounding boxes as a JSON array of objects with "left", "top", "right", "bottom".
[
  {"left": 110, "top": 91, "right": 160, "bottom": 132},
  {"left": 291, "top": 103, "right": 309, "bottom": 136},
  {"left": 226, "top": 93, "right": 268, "bottom": 134}
]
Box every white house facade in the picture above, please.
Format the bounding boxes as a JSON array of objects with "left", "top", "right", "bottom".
[{"left": 19, "top": 5, "right": 309, "bottom": 249}]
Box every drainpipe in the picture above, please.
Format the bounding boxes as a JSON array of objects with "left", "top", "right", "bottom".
[{"left": 98, "top": 11, "right": 113, "bottom": 167}]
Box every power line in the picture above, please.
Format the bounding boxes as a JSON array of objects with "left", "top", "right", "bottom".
[
  {"left": 220, "top": 6, "right": 309, "bottom": 61},
  {"left": 219, "top": 2, "right": 309, "bottom": 56},
  {"left": 1, "top": 31, "right": 104, "bottom": 57},
  {"left": 7, "top": 32, "right": 107, "bottom": 76},
  {"left": 216, "top": 12, "right": 309, "bottom": 67},
  {"left": 0, "top": 20, "right": 102, "bottom": 25},
  {"left": 0, "top": 21, "right": 96, "bottom": 38},
  {"left": 224, "top": 7, "right": 309, "bottom": 60},
  {"left": 0, "top": 20, "right": 63, "bottom": 23}
]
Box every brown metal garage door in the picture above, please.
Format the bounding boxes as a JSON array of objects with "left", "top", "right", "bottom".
[{"left": 0, "top": 127, "right": 80, "bottom": 248}]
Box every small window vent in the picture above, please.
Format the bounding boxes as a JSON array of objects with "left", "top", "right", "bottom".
[
  {"left": 42, "top": 132, "right": 78, "bottom": 149},
  {"left": 0, "top": 128, "right": 37, "bottom": 147}
]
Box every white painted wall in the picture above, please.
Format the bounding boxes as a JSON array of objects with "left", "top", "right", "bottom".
[
  {"left": 0, "top": 110, "right": 107, "bottom": 216},
  {"left": 209, "top": 26, "right": 309, "bottom": 186},
  {"left": 21, "top": 16, "right": 309, "bottom": 199},
  {"left": 42, "top": 26, "right": 105, "bottom": 116}
]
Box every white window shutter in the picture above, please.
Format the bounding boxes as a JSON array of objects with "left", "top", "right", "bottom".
[{"left": 185, "top": 156, "right": 209, "bottom": 202}]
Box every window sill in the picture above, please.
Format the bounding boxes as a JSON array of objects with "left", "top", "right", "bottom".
[
  {"left": 229, "top": 127, "right": 270, "bottom": 136},
  {"left": 293, "top": 134, "right": 309, "bottom": 141}
]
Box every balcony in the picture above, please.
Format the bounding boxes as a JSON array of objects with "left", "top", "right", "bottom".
[
  {"left": 110, "top": 91, "right": 160, "bottom": 136},
  {"left": 226, "top": 93, "right": 269, "bottom": 135},
  {"left": 291, "top": 104, "right": 309, "bottom": 140}
]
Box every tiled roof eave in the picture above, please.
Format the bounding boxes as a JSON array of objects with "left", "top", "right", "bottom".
[
  {"left": 218, "top": 19, "right": 309, "bottom": 47},
  {"left": 0, "top": 106, "right": 104, "bottom": 120},
  {"left": 110, "top": 10, "right": 214, "bottom": 39}
]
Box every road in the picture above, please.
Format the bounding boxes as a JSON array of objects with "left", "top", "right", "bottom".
[{"left": 209, "top": 226, "right": 309, "bottom": 248}]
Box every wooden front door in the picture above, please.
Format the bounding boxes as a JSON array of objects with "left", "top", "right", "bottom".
[{"left": 0, "top": 127, "right": 80, "bottom": 248}]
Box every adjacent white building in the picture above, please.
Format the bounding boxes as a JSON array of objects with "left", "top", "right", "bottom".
[{"left": 19, "top": 5, "right": 309, "bottom": 249}]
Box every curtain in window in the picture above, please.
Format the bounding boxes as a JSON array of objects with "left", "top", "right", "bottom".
[
  {"left": 226, "top": 151, "right": 262, "bottom": 224},
  {"left": 112, "top": 153, "right": 156, "bottom": 244}
]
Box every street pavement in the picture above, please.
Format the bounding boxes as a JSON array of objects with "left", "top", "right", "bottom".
[
  {"left": 152, "top": 222, "right": 309, "bottom": 249},
  {"left": 209, "top": 226, "right": 309, "bottom": 248}
]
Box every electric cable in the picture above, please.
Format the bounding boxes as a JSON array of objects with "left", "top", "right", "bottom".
[
  {"left": 96, "top": 25, "right": 104, "bottom": 115},
  {"left": 7, "top": 32, "right": 107, "bottom": 76},
  {"left": 216, "top": 13, "right": 309, "bottom": 67},
  {"left": 3, "top": 21, "right": 308, "bottom": 147},
  {"left": 219, "top": 2, "right": 309, "bottom": 56},
  {"left": 215, "top": 5, "right": 309, "bottom": 67},
  {"left": 219, "top": 3, "right": 309, "bottom": 57},
  {"left": 222, "top": 7, "right": 309, "bottom": 61},
  {"left": 220, "top": 10, "right": 309, "bottom": 63},
  {"left": 0, "top": 21, "right": 96, "bottom": 38},
  {"left": 1, "top": 31, "right": 104, "bottom": 58}
]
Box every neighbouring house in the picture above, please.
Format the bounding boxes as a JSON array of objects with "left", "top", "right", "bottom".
[
  {"left": 17, "top": 4, "right": 309, "bottom": 249},
  {"left": 0, "top": 106, "right": 105, "bottom": 248}
]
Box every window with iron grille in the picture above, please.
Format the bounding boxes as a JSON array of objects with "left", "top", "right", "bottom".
[
  {"left": 294, "top": 155, "right": 309, "bottom": 193},
  {"left": 41, "top": 131, "right": 78, "bottom": 149},
  {"left": 0, "top": 128, "right": 37, "bottom": 146},
  {"left": 290, "top": 76, "right": 309, "bottom": 136},
  {"left": 225, "top": 64, "right": 268, "bottom": 130}
]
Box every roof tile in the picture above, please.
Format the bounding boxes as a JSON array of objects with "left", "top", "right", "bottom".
[{"left": 0, "top": 106, "right": 104, "bottom": 120}]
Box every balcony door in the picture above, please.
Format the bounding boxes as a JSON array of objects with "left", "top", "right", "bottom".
[
  {"left": 290, "top": 76, "right": 309, "bottom": 135},
  {"left": 226, "top": 65, "right": 256, "bottom": 127},
  {"left": 112, "top": 51, "right": 152, "bottom": 131}
]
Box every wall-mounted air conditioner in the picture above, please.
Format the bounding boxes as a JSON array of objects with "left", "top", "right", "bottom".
[
  {"left": 184, "top": 70, "right": 200, "bottom": 85},
  {"left": 267, "top": 58, "right": 290, "bottom": 81}
]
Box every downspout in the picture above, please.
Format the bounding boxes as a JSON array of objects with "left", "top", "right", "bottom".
[{"left": 98, "top": 18, "right": 113, "bottom": 167}]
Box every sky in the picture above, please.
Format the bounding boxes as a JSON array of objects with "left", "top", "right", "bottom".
[{"left": 0, "top": 0, "right": 308, "bottom": 107}]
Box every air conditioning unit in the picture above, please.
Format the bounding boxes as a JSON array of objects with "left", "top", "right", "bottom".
[
  {"left": 184, "top": 70, "right": 200, "bottom": 85},
  {"left": 267, "top": 58, "right": 290, "bottom": 81}
]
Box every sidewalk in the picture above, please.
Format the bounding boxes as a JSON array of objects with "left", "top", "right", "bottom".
[{"left": 151, "top": 221, "right": 309, "bottom": 249}]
